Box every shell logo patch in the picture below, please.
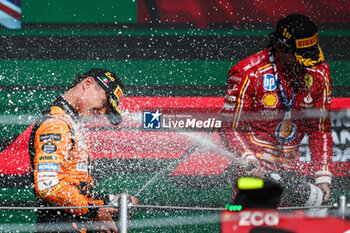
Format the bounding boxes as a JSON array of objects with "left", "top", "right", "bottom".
[
  {"left": 304, "top": 75, "right": 313, "bottom": 89},
  {"left": 262, "top": 93, "right": 278, "bottom": 108}
]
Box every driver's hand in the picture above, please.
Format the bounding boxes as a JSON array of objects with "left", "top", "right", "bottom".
[
  {"left": 243, "top": 152, "right": 266, "bottom": 178},
  {"left": 317, "top": 182, "right": 331, "bottom": 203},
  {"left": 94, "top": 207, "right": 119, "bottom": 233},
  {"left": 112, "top": 193, "right": 139, "bottom": 220}
]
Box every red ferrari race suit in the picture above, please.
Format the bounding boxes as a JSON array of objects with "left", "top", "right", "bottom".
[
  {"left": 29, "top": 96, "right": 109, "bottom": 232},
  {"left": 220, "top": 49, "right": 333, "bottom": 198}
]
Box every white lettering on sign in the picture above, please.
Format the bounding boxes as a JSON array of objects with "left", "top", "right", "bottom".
[
  {"left": 340, "top": 130, "right": 350, "bottom": 144},
  {"left": 330, "top": 111, "right": 350, "bottom": 127},
  {"left": 238, "top": 211, "right": 279, "bottom": 226}
]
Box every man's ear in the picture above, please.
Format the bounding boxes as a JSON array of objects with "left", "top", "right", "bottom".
[{"left": 81, "top": 77, "right": 95, "bottom": 90}]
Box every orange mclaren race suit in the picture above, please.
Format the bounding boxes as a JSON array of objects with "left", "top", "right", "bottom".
[
  {"left": 29, "top": 96, "right": 109, "bottom": 232},
  {"left": 220, "top": 49, "right": 333, "bottom": 203}
]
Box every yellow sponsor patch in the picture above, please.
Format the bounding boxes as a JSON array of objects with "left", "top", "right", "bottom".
[
  {"left": 38, "top": 154, "right": 58, "bottom": 162},
  {"left": 262, "top": 93, "right": 278, "bottom": 108},
  {"left": 104, "top": 72, "right": 115, "bottom": 81},
  {"left": 296, "top": 33, "right": 318, "bottom": 49},
  {"left": 42, "top": 184, "right": 61, "bottom": 197},
  {"left": 304, "top": 75, "right": 313, "bottom": 88},
  {"left": 113, "top": 85, "right": 124, "bottom": 102},
  {"left": 110, "top": 98, "right": 121, "bottom": 114},
  {"left": 282, "top": 28, "right": 291, "bottom": 39}
]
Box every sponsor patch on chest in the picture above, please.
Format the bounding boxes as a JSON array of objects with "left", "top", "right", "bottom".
[
  {"left": 38, "top": 178, "right": 59, "bottom": 191},
  {"left": 300, "top": 93, "right": 314, "bottom": 108},
  {"left": 37, "top": 172, "right": 58, "bottom": 181},
  {"left": 262, "top": 74, "right": 277, "bottom": 91},
  {"left": 304, "top": 75, "right": 313, "bottom": 89},
  {"left": 77, "top": 163, "right": 88, "bottom": 172},
  {"left": 262, "top": 93, "right": 278, "bottom": 108},
  {"left": 38, "top": 155, "right": 58, "bottom": 162},
  {"left": 260, "top": 109, "right": 279, "bottom": 118},
  {"left": 304, "top": 93, "right": 313, "bottom": 104},
  {"left": 37, "top": 163, "right": 59, "bottom": 171}
]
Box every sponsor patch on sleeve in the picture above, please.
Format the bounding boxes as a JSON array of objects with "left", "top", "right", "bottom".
[
  {"left": 228, "top": 75, "right": 242, "bottom": 82},
  {"left": 105, "top": 72, "right": 115, "bottom": 81},
  {"left": 41, "top": 142, "right": 57, "bottom": 153},
  {"left": 39, "top": 133, "right": 61, "bottom": 142}
]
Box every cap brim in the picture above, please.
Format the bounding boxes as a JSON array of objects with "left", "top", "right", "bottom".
[
  {"left": 295, "top": 43, "right": 324, "bottom": 67},
  {"left": 107, "top": 111, "right": 122, "bottom": 125},
  {"left": 107, "top": 96, "right": 123, "bottom": 125}
]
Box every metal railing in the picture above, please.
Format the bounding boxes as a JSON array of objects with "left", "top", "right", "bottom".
[{"left": 0, "top": 194, "right": 349, "bottom": 233}]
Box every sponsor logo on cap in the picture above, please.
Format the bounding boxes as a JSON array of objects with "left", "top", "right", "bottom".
[
  {"left": 282, "top": 28, "right": 292, "bottom": 39},
  {"left": 101, "top": 76, "right": 109, "bottom": 83},
  {"left": 262, "top": 94, "right": 278, "bottom": 108},
  {"left": 104, "top": 72, "right": 115, "bottom": 81},
  {"left": 296, "top": 33, "right": 318, "bottom": 49},
  {"left": 110, "top": 97, "right": 121, "bottom": 114},
  {"left": 96, "top": 77, "right": 109, "bottom": 88},
  {"left": 113, "top": 86, "right": 124, "bottom": 102}
]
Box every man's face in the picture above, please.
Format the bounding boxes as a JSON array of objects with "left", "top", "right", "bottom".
[
  {"left": 78, "top": 78, "right": 109, "bottom": 120},
  {"left": 275, "top": 46, "right": 305, "bottom": 75}
]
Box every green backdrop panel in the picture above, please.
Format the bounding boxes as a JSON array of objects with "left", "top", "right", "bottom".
[
  {"left": 0, "top": 60, "right": 349, "bottom": 86},
  {"left": 21, "top": 0, "right": 137, "bottom": 23}
]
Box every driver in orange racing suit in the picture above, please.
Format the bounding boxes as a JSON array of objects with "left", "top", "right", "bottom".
[{"left": 29, "top": 69, "right": 138, "bottom": 232}]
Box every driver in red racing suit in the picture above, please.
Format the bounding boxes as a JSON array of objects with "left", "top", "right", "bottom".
[{"left": 220, "top": 14, "right": 333, "bottom": 205}]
